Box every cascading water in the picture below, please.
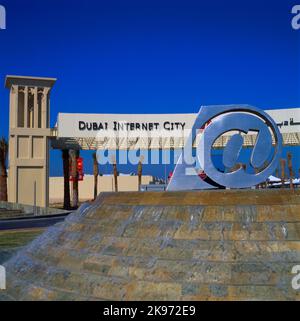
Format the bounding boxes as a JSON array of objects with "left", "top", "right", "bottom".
[{"left": 1, "top": 189, "right": 299, "bottom": 301}]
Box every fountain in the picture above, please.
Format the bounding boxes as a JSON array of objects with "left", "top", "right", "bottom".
[{"left": 1, "top": 189, "right": 300, "bottom": 300}]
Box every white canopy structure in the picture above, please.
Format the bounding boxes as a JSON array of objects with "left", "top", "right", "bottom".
[{"left": 51, "top": 108, "right": 300, "bottom": 150}]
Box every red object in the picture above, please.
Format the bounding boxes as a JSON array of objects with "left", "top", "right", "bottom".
[
  {"left": 77, "top": 157, "right": 84, "bottom": 181},
  {"left": 198, "top": 171, "right": 207, "bottom": 181},
  {"left": 77, "top": 157, "right": 83, "bottom": 172},
  {"left": 69, "top": 157, "right": 84, "bottom": 181},
  {"left": 199, "top": 120, "right": 212, "bottom": 133}
]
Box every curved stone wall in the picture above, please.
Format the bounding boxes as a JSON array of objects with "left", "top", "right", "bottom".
[{"left": 1, "top": 190, "right": 300, "bottom": 300}]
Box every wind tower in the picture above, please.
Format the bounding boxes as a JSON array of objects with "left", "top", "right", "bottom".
[{"left": 5, "top": 75, "right": 56, "bottom": 207}]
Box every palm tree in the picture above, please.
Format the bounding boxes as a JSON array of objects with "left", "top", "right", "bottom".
[
  {"left": 287, "top": 152, "right": 294, "bottom": 190},
  {"left": 138, "top": 155, "right": 144, "bottom": 191},
  {"left": 0, "top": 137, "right": 8, "bottom": 202},
  {"left": 70, "top": 150, "right": 79, "bottom": 208},
  {"left": 280, "top": 158, "right": 286, "bottom": 189},
  {"left": 111, "top": 155, "right": 118, "bottom": 192},
  {"left": 62, "top": 149, "right": 71, "bottom": 209},
  {"left": 92, "top": 152, "right": 99, "bottom": 200}
]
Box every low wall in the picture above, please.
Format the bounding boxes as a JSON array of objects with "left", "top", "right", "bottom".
[
  {"left": 49, "top": 175, "right": 153, "bottom": 203},
  {"left": 0, "top": 201, "right": 69, "bottom": 215}
]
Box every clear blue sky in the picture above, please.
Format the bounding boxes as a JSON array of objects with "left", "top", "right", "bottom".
[{"left": 0, "top": 0, "right": 299, "bottom": 178}]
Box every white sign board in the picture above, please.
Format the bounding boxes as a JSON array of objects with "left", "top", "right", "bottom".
[
  {"left": 57, "top": 113, "right": 197, "bottom": 138},
  {"left": 57, "top": 108, "right": 300, "bottom": 138}
]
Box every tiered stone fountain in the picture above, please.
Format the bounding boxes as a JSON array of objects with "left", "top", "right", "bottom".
[{"left": 1, "top": 190, "right": 300, "bottom": 300}]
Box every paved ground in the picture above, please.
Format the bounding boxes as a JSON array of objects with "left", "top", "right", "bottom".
[{"left": 0, "top": 214, "right": 68, "bottom": 231}]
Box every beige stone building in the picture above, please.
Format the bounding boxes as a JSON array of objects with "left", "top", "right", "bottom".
[{"left": 5, "top": 75, "right": 56, "bottom": 207}]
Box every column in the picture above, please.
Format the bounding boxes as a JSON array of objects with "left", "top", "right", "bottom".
[
  {"left": 12, "top": 85, "right": 18, "bottom": 128},
  {"left": 24, "top": 86, "right": 28, "bottom": 128},
  {"left": 41, "top": 88, "right": 50, "bottom": 129},
  {"left": 34, "top": 87, "right": 38, "bottom": 128}
]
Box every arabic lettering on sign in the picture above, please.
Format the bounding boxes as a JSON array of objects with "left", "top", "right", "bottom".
[
  {"left": 266, "top": 108, "right": 300, "bottom": 134},
  {"left": 276, "top": 118, "right": 300, "bottom": 129}
]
